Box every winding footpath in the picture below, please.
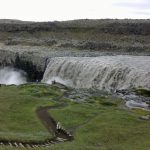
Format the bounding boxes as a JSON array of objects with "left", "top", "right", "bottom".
[{"left": 0, "top": 104, "right": 73, "bottom": 148}]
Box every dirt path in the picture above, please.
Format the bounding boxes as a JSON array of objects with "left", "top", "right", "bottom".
[
  {"left": 0, "top": 104, "right": 73, "bottom": 148},
  {"left": 36, "top": 104, "right": 73, "bottom": 140}
]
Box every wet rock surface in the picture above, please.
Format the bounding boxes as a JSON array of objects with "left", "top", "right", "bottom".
[{"left": 114, "top": 89, "right": 150, "bottom": 111}]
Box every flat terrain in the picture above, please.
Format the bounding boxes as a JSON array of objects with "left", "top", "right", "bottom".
[
  {"left": 0, "top": 84, "right": 149, "bottom": 149},
  {"left": 0, "top": 19, "right": 150, "bottom": 56}
]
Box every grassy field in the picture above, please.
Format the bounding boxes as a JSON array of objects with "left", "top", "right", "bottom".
[
  {"left": 0, "top": 84, "right": 62, "bottom": 142},
  {"left": 0, "top": 84, "right": 150, "bottom": 150},
  {"left": 49, "top": 97, "right": 150, "bottom": 150}
]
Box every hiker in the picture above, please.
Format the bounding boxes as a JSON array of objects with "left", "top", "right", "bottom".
[
  {"left": 36, "top": 79, "right": 39, "bottom": 84},
  {"left": 52, "top": 80, "right": 56, "bottom": 84}
]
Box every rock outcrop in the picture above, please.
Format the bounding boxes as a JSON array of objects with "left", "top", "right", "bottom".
[{"left": 0, "top": 49, "right": 48, "bottom": 81}]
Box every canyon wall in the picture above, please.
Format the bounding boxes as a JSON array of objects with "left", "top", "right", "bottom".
[{"left": 0, "top": 49, "right": 48, "bottom": 81}]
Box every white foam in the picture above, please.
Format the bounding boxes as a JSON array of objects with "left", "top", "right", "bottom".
[{"left": 0, "top": 67, "right": 27, "bottom": 85}]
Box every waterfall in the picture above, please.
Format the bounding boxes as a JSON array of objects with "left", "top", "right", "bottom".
[{"left": 42, "top": 56, "right": 150, "bottom": 92}]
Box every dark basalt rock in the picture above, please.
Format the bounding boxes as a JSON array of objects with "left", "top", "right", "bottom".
[{"left": 0, "top": 49, "right": 48, "bottom": 81}]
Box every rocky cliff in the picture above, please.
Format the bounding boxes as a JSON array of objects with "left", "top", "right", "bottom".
[{"left": 0, "top": 48, "right": 48, "bottom": 81}]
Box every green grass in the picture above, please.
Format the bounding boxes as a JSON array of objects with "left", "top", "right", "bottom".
[
  {"left": 0, "top": 84, "right": 62, "bottom": 142},
  {"left": 146, "top": 102, "right": 150, "bottom": 108},
  {"left": 134, "top": 88, "right": 150, "bottom": 97},
  {"left": 49, "top": 97, "right": 150, "bottom": 150},
  {"left": 131, "top": 108, "right": 150, "bottom": 116},
  {"left": 0, "top": 84, "right": 150, "bottom": 150}
]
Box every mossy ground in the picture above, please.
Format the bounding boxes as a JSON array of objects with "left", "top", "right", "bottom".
[{"left": 0, "top": 84, "right": 150, "bottom": 150}]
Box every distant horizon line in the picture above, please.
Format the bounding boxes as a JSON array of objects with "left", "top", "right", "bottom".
[{"left": 0, "top": 18, "right": 150, "bottom": 22}]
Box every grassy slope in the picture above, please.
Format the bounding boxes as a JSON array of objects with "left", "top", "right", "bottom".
[
  {"left": 0, "top": 84, "right": 62, "bottom": 141},
  {"left": 0, "top": 85, "right": 149, "bottom": 150},
  {"left": 48, "top": 97, "right": 150, "bottom": 150}
]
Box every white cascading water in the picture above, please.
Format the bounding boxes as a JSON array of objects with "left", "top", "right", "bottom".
[
  {"left": 0, "top": 67, "right": 27, "bottom": 85},
  {"left": 42, "top": 56, "right": 150, "bottom": 92}
]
